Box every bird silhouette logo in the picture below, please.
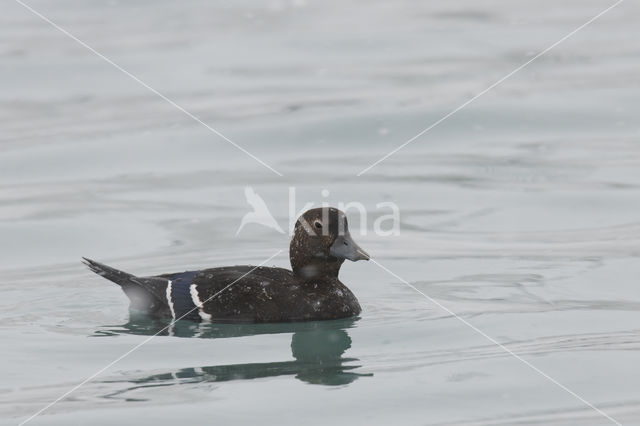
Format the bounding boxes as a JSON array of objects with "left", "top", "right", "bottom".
[{"left": 236, "top": 186, "right": 285, "bottom": 235}]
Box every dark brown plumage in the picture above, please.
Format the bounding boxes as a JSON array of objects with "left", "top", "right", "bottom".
[{"left": 83, "top": 207, "right": 369, "bottom": 323}]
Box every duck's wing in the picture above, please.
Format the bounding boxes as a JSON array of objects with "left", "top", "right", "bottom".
[
  {"left": 186, "top": 266, "right": 293, "bottom": 297},
  {"left": 187, "top": 266, "right": 297, "bottom": 322},
  {"left": 84, "top": 258, "right": 296, "bottom": 321}
]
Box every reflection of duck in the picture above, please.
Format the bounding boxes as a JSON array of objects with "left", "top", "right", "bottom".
[{"left": 96, "top": 317, "right": 371, "bottom": 390}]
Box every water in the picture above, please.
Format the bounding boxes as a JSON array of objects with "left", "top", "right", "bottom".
[{"left": 2, "top": 0, "right": 640, "bottom": 424}]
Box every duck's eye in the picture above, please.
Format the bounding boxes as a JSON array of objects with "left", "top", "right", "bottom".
[{"left": 314, "top": 220, "right": 323, "bottom": 229}]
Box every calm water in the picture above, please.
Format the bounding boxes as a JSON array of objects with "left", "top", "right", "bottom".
[{"left": 2, "top": 0, "right": 640, "bottom": 425}]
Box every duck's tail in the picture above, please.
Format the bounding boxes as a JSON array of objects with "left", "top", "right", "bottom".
[
  {"left": 82, "top": 257, "right": 137, "bottom": 287},
  {"left": 82, "top": 257, "right": 170, "bottom": 316}
]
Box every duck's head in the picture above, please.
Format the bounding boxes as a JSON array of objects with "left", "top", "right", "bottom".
[{"left": 290, "top": 207, "right": 369, "bottom": 279}]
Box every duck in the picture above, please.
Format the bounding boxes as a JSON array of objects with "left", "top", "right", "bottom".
[{"left": 83, "top": 207, "right": 370, "bottom": 323}]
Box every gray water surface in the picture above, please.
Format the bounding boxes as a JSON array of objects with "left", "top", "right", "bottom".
[{"left": 2, "top": 0, "right": 640, "bottom": 425}]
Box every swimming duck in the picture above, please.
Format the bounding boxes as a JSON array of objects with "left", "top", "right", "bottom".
[{"left": 83, "top": 207, "right": 369, "bottom": 323}]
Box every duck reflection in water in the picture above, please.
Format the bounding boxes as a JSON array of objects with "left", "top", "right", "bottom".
[{"left": 96, "top": 317, "right": 371, "bottom": 390}]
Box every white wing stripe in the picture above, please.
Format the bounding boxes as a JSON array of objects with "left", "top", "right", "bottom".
[
  {"left": 166, "top": 280, "right": 176, "bottom": 318},
  {"left": 190, "top": 284, "right": 212, "bottom": 322}
]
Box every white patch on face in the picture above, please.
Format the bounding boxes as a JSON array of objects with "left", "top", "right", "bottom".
[
  {"left": 190, "top": 283, "right": 212, "bottom": 322},
  {"left": 166, "top": 280, "right": 176, "bottom": 318}
]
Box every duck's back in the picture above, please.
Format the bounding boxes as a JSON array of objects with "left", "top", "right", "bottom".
[
  {"left": 83, "top": 259, "right": 360, "bottom": 323},
  {"left": 168, "top": 265, "right": 360, "bottom": 322}
]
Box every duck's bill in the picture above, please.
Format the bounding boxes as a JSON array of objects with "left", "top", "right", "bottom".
[{"left": 330, "top": 233, "right": 370, "bottom": 262}]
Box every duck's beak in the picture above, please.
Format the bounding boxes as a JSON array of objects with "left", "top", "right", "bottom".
[{"left": 330, "top": 232, "right": 370, "bottom": 262}]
